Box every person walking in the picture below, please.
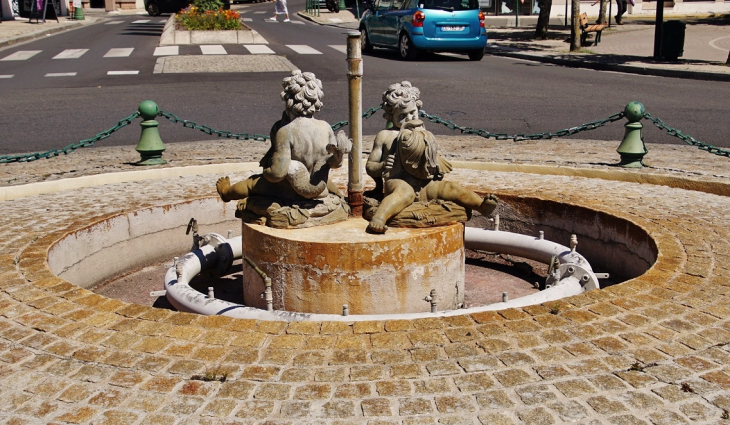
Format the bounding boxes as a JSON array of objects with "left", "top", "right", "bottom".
[
  {"left": 268, "top": 0, "right": 290, "bottom": 22},
  {"left": 615, "top": 0, "right": 628, "bottom": 24}
]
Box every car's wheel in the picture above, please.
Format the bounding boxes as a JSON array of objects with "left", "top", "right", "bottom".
[
  {"left": 468, "top": 49, "right": 484, "bottom": 61},
  {"left": 361, "top": 29, "right": 373, "bottom": 53},
  {"left": 399, "top": 33, "right": 417, "bottom": 60},
  {"left": 146, "top": 2, "right": 160, "bottom": 16}
]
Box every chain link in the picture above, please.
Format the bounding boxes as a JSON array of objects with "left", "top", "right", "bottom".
[
  {"left": 418, "top": 110, "right": 626, "bottom": 141},
  {"left": 643, "top": 113, "right": 730, "bottom": 158},
  {"left": 0, "top": 112, "right": 140, "bottom": 164}
]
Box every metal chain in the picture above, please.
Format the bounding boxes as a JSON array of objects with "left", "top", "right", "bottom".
[
  {"left": 158, "top": 111, "right": 270, "bottom": 141},
  {"left": 418, "top": 110, "right": 626, "bottom": 141},
  {"left": 330, "top": 104, "right": 384, "bottom": 132},
  {"left": 0, "top": 112, "right": 140, "bottom": 164},
  {"left": 643, "top": 113, "right": 730, "bottom": 158}
]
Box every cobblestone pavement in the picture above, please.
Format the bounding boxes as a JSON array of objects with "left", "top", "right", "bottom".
[{"left": 1, "top": 136, "right": 730, "bottom": 424}]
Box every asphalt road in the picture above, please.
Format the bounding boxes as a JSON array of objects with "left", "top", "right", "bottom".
[{"left": 1, "top": 1, "right": 728, "bottom": 156}]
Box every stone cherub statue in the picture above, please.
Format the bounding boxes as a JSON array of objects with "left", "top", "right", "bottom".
[
  {"left": 364, "top": 81, "right": 498, "bottom": 234},
  {"left": 216, "top": 70, "right": 351, "bottom": 228}
]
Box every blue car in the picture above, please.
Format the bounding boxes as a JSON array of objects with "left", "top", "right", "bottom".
[{"left": 359, "top": 0, "right": 487, "bottom": 61}]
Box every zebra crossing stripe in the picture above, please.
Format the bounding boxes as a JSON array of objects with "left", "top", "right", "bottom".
[
  {"left": 105, "top": 20, "right": 123, "bottom": 25},
  {"left": 244, "top": 45, "right": 275, "bottom": 54},
  {"left": 107, "top": 71, "right": 140, "bottom": 75},
  {"left": 329, "top": 45, "right": 347, "bottom": 54},
  {"left": 0, "top": 75, "right": 14, "bottom": 79},
  {"left": 286, "top": 45, "right": 322, "bottom": 55},
  {"left": 200, "top": 45, "right": 227, "bottom": 55},
  {"left": 104, "top": 48, "right": 134, "bottom": 58},
  {"left": 45, "top": 72, "right": 77, "bottom": 77},
  {"left": 53, "top": 49, "right": 89, "bottom": 59},
  {"left": 1, "top": 50, "right": 41, "bottom": 61},
  {"left": 132, "top": 19, "right": 151, "bottom": 23},
  {"left": 154, "top": 46, "right": 179, "bottom": 56},
  {"left": 242, "top": 18, "right": 252, "bottom": 21}
]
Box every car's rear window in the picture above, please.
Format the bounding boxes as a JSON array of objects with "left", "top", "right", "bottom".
[{"left": 420, "top": 0, "right": 479, "bottom": 10}]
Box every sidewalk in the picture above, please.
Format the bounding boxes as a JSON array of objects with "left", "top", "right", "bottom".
[{"left": 0, "top": 8, "right": 144, "bottom": 49}]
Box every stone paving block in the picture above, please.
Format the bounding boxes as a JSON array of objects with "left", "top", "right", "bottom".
[
  {"left": 292, "top": 351, "right": 327, "bottom": 367},
  {"left": 553, "top": 378, "right": 597, "bottom": 398},
  {"left": 458, "top": 357, "right": 501, "bottom": 373},
  {"left": 493, "top": 369, "right": 537, "bottom": 387},
  {"left": 350, "top": 365, "right": 384, "bottom": 381},
  {"left": 608, "top": 414, "right": 651, "bottom": 424},
  {"left": 425, "top": 361, "right": 462, "bottom": 376},
  {"left": 398, "top": 397, "right": 434, "bottom": 416},
  {"left": 548, "top": 400, "right": 590, "bottom": 422},
  {"left": 413, "top": 378, "right": 451, "bottom": 395},
  {"left": 315, "top": 367, "right": 347, "bottom": 382},
  {"left": 678, "top": 400, "right": 716, "bottom": 421},
  {"left": 434, "top": 395, "right": 477, "bottom": 414},
  {"left": 515, "top": 384, "right": 558, "bottom": 405},
  {"left": 477, "top": 412, "right": 515, "bottom": 425},
  {"left": 516, "top": 406, "right": 556, "bottom": 425},
  {"left": 234, "top": 400, "right": 276, "bottom": 418},
  {"left": 700, "top": 370, "right": 730, "bottom": 389},
  {"left": 279, "top": 400, "right": 312, "bottom": 418},
  {"left": 371, "top": 332, "right": 412, "bottom": 349},
  {"left": 444, "top": 342, "right": 483, "bottom": 358},
  {"left": 376, "top": 380, "right": 412, "bottom": 397},
  {"left": 254, "top": 383, "right": 291, "bottom": 400}
]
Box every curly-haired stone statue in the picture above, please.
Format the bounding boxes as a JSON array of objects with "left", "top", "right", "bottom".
[
  {"left": 216, "top": 70, "right": 351, "bottom": 228},
  {"left": 365, "top": 81, "right": 498, "bottom": 234}
]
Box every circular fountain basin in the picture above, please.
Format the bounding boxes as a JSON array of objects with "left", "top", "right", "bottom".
[{"left": 241, "top": 218, "right": 465, "bottom": 315}]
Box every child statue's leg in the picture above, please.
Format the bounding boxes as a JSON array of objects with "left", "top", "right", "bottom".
[
  {"left": 424, "top": 181, "right": 498, "bottom": 217},
  {"left": 367, "top": 181, "right": 416, "bottom": 233},
  {"left": 216, "top": 175, "right": 261, "bottom": 203}
]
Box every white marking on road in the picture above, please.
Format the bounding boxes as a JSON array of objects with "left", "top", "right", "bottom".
[
  {"left": 107, "top": 70, "right": 140, "bottom": 75},
  {"left": 0, "top": 75, "right": 14, "bottom": 79},
  {"left": 154, "top": 46, "right": 179, "bottom": 56},
  {"left": 132, "top": 19, "right": 151, "bottom": 23},
  {"left": 242, "top": 17, "right": 252, "bottom": 21},
  {"left": 201, "top": 45, "right": 228, "bottom": 55},
  {"left": 158, "top": 19, "right": 167, "bottom": 23},
  {"left": 105, "top": 20, "right": 124, "bottom": 24},
  {"left": 45, "top": 72, "right": 77, "bottom": 77},
  {"left": 104, "top": 48, "right": 134, "bottom": 58},
  {"left": 709, "top": 36, "right": 730, "bottom": 52},
  {"left": 253, "top": 11, "right": 266, "bottom": 13},
  {"left": 1, "top": 50, "right": 42, "bottom": 61},
  {"left": 244, "top": 45, "right": 275, "bottom": 54},
  {"left": 329, "top": 45, "right": 347, "bottom": 54},
  {"left": 291, "top": 21, "right": 304, "bottom": 24},
  {"left": 287, "top": 45, "right": 322, "bottom": 54},
  {"left": 53, "top": 49, "right": 89, "bottom": 59}
]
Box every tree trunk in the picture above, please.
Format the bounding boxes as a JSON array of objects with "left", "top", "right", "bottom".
[
  {"left": 534, "top": 0, "right": 553, "bottom": 39},
  {"left": 570, "top": 0, "right": 581, "bottom": 51},
  {"left": 597, "top": 0, "right": 607, "bottom": 24}
]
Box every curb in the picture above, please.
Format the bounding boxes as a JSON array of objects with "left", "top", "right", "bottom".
[{"left": 486, "top": 47, "right": 730, "bottom": 82}]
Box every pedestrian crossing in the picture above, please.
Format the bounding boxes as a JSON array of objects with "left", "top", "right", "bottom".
[{"left": 0, "top": 44, "right": 351, "bottom": 78}]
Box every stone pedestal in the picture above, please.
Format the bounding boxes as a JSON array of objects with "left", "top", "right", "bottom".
[{"left": 241, "top": 218, "right": 465, "bottom": 315}]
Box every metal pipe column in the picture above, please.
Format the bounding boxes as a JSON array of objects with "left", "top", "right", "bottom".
[{"left": 346, "top": 31, "right": 364, "bottom": 217}]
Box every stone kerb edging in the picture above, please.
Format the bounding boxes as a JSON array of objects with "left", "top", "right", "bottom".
[
  {"left": 2, "top": 161, "right": 730, "bottom": 424},
  {"left": 159, "top": 14, "right": 268, "bottom": 46}
]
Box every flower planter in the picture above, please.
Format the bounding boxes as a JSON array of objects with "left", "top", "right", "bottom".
[{"left": 159, "top": 15, "right": 268, "bottom": 46}]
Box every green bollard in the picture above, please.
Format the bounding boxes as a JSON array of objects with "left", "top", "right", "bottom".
[
  {"left": 135, "top": 100, "right": 167, "bottom": 166},
  {"left": 616, "top": 101, "right": 647, "bottom": 168},
  {"left": 338, "top": 0, "right": 345, "bottom": 12},
  {"left": 73, "top": 4, "right": 85, "bottom": 20}
]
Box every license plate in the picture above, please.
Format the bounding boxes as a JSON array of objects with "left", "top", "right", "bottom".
[{"left": 442, "top": 26, "right": 465, "bottom": 31}]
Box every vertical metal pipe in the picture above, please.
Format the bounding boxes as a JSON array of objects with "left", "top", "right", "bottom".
[
  {"left": 264, "top": 277, "right": 273, "bottom": 311},
  {"left": 346, "top": 31, "right": 364, "bottom": 217}
]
